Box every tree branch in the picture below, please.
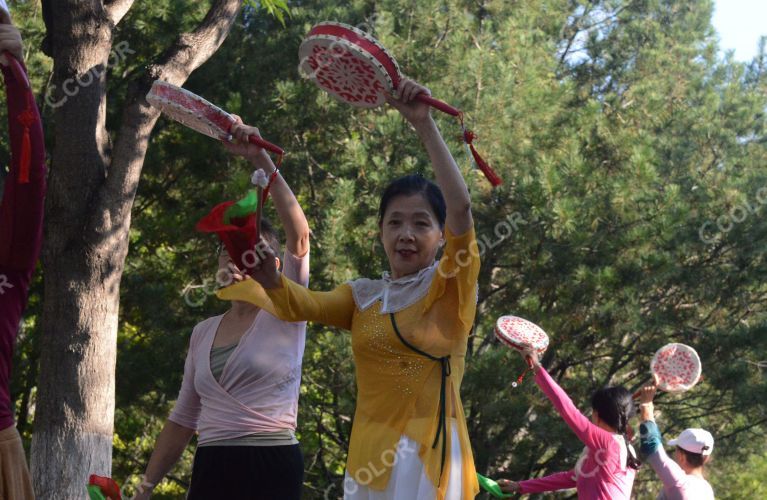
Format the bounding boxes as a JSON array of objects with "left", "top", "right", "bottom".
[
  {"left": 104, "top": 0, "right": 134, "bottom": 26},
  {"left": 98, "top": 0, "right": 242, "bottom": 229}
]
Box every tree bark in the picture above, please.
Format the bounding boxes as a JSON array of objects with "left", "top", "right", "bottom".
[{"left": 30, "top": 1, "right": 242, "bottom": 497}]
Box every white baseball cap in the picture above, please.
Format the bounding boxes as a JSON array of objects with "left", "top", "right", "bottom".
[{"left": 668, "top": 428, "right": 714, "bottom": 456}]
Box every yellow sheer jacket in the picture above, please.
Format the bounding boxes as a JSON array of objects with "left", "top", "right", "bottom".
[{"left": 218, "top": 227, "right": 481, "bottom": 499}]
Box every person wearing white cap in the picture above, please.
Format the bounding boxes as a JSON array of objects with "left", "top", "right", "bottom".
[{"left": 637, "top": 384, "right": 715, "bottom": 500}]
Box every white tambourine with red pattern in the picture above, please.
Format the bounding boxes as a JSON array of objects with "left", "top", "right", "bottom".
[
  {"left": 299, "top": 21, "right": 460, "bottom": 114},
  {"left": 650, "top": 343, "right": 702, "bottom": 393},
  {"left": 298, "top": 21, "right": 502, "bottom": 186},
  {"left": 146, "top": 80, "right": 284, "bottom": 156},
  {"left": 495, "top": 315, "right": 549, "bottom": 387},
  {"left": 495, "top": 315, "right": 550, "bottom": 354}
]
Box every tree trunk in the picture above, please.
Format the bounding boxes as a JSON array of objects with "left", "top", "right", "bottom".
[{"left": 30, "top": 1, "right": 242, "bottom": 497}]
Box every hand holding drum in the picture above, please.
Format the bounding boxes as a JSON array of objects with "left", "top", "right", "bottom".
[
  {"left": 146, "top": 80, "right": 284, "bottom": 156},
  {"left": 494, "top": 315, "right": 550, "bottom": 387},
  {"left": 635, "top": 343, "right": 702, "bottom": 397},
  {"left": 298, "top": 21, "right": 502, "bottom": 186}
]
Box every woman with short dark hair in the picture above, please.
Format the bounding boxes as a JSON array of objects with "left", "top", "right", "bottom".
[{"left": 220, "top": 78, "right": 482, "bottom": 499}]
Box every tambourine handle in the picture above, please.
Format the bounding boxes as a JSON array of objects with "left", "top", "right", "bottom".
[
  {"left": 416, "top": 94, "right": 461, "bottom": 117},
  {"left": 3, "top": 51, "right": 30, "bottom": 90},
  {"left": 525, "top": 355, "right": 533, "bottom": 369},
  {"left": 246, "top": 134, "right": 284, "bottom": 156}
]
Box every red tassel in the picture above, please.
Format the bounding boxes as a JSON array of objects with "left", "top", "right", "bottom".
[
  {"left": 462, "top": 129, "right": 502, "bottom": 187},
  {"left": 17, "top": 109, "right": 35, "bottom": 184}
]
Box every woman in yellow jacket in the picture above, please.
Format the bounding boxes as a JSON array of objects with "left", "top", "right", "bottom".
[{"left": 219, "top": 79, "right": 481, "bottom": 500}]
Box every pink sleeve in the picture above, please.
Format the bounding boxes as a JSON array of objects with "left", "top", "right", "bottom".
[
  {"left": 168, "top": 329, "right": 201, "bottom": 430},
  {"left": 535, "top": 367, "right": 615, "bottom": 450},
  {"left": 518, "top": 470, "right": 577, "bottom": 494},
  {"left": 282, "top": 249, "right": 309, "bottom": 287},
  {"left": 647, "top": 446, "right": 689, "bottom": 491}
]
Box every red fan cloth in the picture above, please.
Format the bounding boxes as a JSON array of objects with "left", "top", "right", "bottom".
[
  {"left": 196, "top": 201, "right": 258, "bottom": 272},
  {"left": 88, "top": 475, "right": 122, "bottom": 500}
]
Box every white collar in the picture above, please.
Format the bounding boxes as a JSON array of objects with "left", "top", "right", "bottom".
[{"left": 349, "top": 262, "right": 438, "bottom": 314}]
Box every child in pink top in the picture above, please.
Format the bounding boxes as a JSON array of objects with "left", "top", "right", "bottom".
[{"left": 496, "top": 348, "right": 640, "bottom": 499}]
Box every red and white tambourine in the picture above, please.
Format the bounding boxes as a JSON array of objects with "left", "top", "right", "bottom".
[
  {"left": 146, "top": 80, "right": 284, "bottom": 156},
  {"left": 650, "top": 343, "right": 702, "bottom": 393},
  {"left": 495, "top": 315, "right": 550, "bottom": 387},
  {"left": 298, "top": 21, "right": 502, "bottom": 187}
]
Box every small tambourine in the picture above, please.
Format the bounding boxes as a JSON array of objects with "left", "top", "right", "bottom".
[
  {"left": 650, "top": 343, "right": 702, "bottom": 393},
  {"left": 298, "top": 21, "right": 502, "bottom": 186},
  {"left": 146, "top": 80, "right": 284, "bottom": 156},
  {"left": 495, "top": 315, "right": 550, "bottom": 387}
]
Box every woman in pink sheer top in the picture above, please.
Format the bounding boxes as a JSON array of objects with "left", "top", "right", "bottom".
[
  {"left": 495, "top": 348, "right": 641, "bottom": 499},
  {"left": 135, "top": 120, "right": 311, "bottom": 500}
]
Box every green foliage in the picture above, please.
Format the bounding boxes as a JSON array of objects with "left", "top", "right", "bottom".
[
  {"left": 244, "top": 0, "right": 292, "bottom": 27},
  {"left": 6, "top": 0, "right": 767, "bottom": 498}
]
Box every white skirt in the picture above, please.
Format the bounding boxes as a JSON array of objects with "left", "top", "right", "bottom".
[{"left": 343, "top": 420, "right": 462, "bottom": 500}]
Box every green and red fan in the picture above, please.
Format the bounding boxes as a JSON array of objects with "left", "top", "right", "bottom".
[
  {"left": 195, "top": 169, "right": 275, "bottom": 274},
  {"left": 495, "top": 315, "right": 550, "bottom": 387},
  {"left": 87, "top": 475, "right": 121, "bottom": 500},
  {"left": 146, "top": 80, "right": 283, "bottom": 272},
  {"left": 298, "top": 21, "right": 502, "bottom": 187}
]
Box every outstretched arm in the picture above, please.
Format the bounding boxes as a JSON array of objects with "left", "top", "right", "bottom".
[
  {"left": 224, "top": 117, "right": 310, "bottom": 257},
  {"left": 516, "top": 470, "right": 577, "bottom": 494},
  {"left": 522, "top": 349, "right": 615, "bottom": 451},
  {"left": 384, "top": 79, "right": 473, "bottom": 236}
]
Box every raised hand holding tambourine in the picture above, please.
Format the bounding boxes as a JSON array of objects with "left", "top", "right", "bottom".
[
  {"left": 495, "top": 315, "right": 550, "bottom": 387},
  {"left": 146, "top": 80, "right": 284, "bottom": 156},
  {"left": 634, "top": 343, "right": 702, "bottom": 398},
  {"left": 650, "top": 343, "right": 702, "bottom": 392},
  {"left": 147, "top": 81, "right": 285, "bottom": 271},
  {"left": 298, "top": 21, "right": 502, "bottom": 187}
]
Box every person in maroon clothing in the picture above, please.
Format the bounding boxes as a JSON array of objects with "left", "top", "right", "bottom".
[{"left": 0, "top": 2, "right": 45, "bottom": 497}]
